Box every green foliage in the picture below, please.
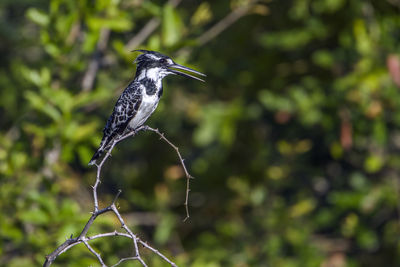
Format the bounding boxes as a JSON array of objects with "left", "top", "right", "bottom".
[{"left": 1, "top": 0, "right": 400, "bottom": 266}]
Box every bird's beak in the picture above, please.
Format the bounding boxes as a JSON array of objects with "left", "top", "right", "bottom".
[{"left": 168, "top": 63, "right": 206, "bottom": 82}]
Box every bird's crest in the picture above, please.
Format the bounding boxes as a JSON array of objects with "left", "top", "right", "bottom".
[{"left": 132, "top": 50, "right": 166, "bottom": 64}]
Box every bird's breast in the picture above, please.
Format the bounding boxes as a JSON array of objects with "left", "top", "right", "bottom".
[{"left": 128, "top": 86, "right": 160, "bottom": 129}]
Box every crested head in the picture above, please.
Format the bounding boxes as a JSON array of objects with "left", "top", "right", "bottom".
[
  {"left": 133, "top": 50, "right": 174, "bottom": 81},
  {"left": 134, "top": 50, "right": 174, "bottom": 68},
  {"left": 132, "top": 50, "right": 206, "bottom": 83}
]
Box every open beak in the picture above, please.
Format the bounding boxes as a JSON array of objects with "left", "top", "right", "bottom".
[{"left": 168, "top": 63, "right": 206, "bottom": 82}]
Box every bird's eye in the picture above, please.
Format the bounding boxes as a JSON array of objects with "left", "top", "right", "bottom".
[{"left": 159, "top": 58, "right": 168, "bottom": 64}]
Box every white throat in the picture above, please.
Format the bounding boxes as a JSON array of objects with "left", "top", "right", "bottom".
[{"left": 137, "top": 67, "right": 169, "bottom": 82}]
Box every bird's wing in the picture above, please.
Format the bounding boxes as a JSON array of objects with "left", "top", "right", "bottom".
[
  {"left": 103, "top": 81, "right": 143, "bottom": 138},
  {"left": 89, "top": 82, "right": 142, "bottom": 165}
]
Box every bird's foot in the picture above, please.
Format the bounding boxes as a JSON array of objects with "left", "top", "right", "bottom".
[{"left": 123, "top": 126, "right": 138, "bottom": 137}]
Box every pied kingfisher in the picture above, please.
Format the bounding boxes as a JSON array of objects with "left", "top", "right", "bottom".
[{"left": 89, "top": 50, "right": 206, "bottom": 165}]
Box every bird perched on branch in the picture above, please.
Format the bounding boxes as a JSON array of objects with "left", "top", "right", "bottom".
[{"left": 89, "top": 50, "right": 206, "bottom": 165}]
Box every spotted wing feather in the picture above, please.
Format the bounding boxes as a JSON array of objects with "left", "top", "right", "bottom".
[{"left": 89, "top": 82, "right": 142, "bottom": 165}]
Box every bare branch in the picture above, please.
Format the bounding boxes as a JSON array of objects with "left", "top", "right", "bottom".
[
  {"left": 196, "top": 1, "right": 257, "bottom": 46},
  {"left": 141, "top": 126, "right": 193, "bottom": 221},
  {"left": 111, "top": 257, "right": 139, "bottom": 267},
  {"left": 138, "top": 239, "right": 178, "bottom": 267},
  {"left": 82, "top": 239, "right": 107, "bottom": 267},
  {"left": 44, "top": 237, "right": 78, "bottom": 266},
  {"left": 175, "top": 0, "right": 259, "bottom": 57},
  {"left": 112, "top": 189, "right": 122, "bottom": 204},
  {"left": 124, "top": 0, "right": 183, "bottom": 51},
  {"left": 58, "top": 231, "right": 176, "bottom": 266},
  {"left": 124, "top": 18, "right": 160, "bottom": 51},
  {"left": 82, "top": 27, "right": 111, "bottom": 92},
  {"left": 110, "top": 203, "right": 145, "bottom": 266},
  {"left": 43, "top": 124, "right": 184, "bottom": 267},
  {"left": 103, "top": 125, "right": 193, "bottom": 220}
]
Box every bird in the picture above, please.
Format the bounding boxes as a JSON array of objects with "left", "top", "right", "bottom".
[{"left": 88, "top": 50, "right": 206, "bottom": 165}]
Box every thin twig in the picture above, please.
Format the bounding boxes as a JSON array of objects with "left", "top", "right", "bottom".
[
  {"left": 99, "top": 125, "right": 193, "bottom": 220},
  {"left": 102, "top": 125, "right": 193, "bottom": 220},
  {"left": 138, "top": 239, "right": 178, "bottom": 267},
  {"left": 110, "top": 204, "right": 145, "bottom": 266},
  {"left": 82, "top": 239, "right": 107, "bottom": 267},
  {"left": 141, "top": 126, "right": 193, "bottom": 221},
  {"left": 111, "top": 257, "right": 139, "bottom": 267}
]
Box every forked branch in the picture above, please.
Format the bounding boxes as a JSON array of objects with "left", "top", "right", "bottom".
[{"left": 43, "top": 125, "right": 191, "bottom": 267}]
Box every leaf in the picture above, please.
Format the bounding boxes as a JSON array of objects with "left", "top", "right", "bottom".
[
  {"left": 162, "top": 4, "right": 183, "bottom": 46},
  {"left": 25, "top": 91, "right": 61, "bottom": 121},
  {"left": 154, "top": 214, "right": 175, "bottom": 244},
  {"left": 26, "top": 8, "right": 49, "bottom": 26},
  {"left": 87, "top": 17, "right": 133, "bottom": 32},
  {"left": 18, "top": 208, "right": 50, "bottom": 225},
  {"left": 364, "top": 155, "right": 384, "bottom": 173},
  {"left": 191, "top": 2, "right": 212, "bottom": 26}
]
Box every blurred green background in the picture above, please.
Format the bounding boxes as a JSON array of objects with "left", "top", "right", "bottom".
[{"left": 1, "top": 0, "right": 400, "bottom": 266}]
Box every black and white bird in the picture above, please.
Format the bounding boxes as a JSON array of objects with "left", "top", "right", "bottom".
[{"left": 89, "top": 50, "right": 205, "bottom": 165}]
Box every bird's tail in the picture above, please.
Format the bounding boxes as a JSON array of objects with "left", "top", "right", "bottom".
[
  {"left": 88, "top": 148, "right": 103, "bottom": 165},
  {"left": 88, "top": 137, "right": 111, "bottom": 166}
]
